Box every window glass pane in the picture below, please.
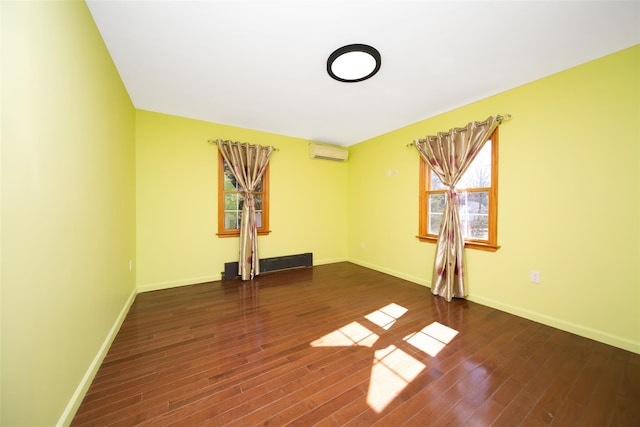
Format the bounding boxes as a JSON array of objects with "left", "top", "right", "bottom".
[
  {"left": 430, "top": 171, "right": 447, "bottom": 190},
  {"left": 457, "top": 141, "right": 491, "bottom": 190},
  {"left": 224, "top": 193, "right": 242, "bottom": 210},
  {"left": 223, "top": 162, "right": 239, "bottom": 191},
  {"left": 428, "top": 191, "right": 490, "bottom": 240},
  {"left": 459, "top": 191, "right": 489, "bottom": 240},
  {"left": 428, "top": 193, "right": 445, "bottom": 234},
  {"left": 224, "top": 212, "right": 239, "bottom": 230},
  {"left": 224, "top": 192, "right": 242, "bottom": 230},
  {"left": 224, "top": 193, "right": 265, "bottom": 230},
  {"left": 254, "top": 179, "right": 263, "bottom": 192}
]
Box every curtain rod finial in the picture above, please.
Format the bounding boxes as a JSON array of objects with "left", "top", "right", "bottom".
[{"left": 498, "top": 114, "right": 512, "bottom": 123}]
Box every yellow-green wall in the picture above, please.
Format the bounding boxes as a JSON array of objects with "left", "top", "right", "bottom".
[
  {"left": 1, "top": 1, "right": 136, "bottom": 425},
  {"left": 136, "top": 111, "right": 348, "bottom": 292},
  {"left": 348, "top": 45, "right": 640, "bottom": 354}
]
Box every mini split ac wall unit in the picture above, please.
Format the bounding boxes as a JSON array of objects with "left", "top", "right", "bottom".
[{"left": 309, "top": 143, "right": 349, "bottom": 162}]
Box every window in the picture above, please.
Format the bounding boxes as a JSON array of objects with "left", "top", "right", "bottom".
[
  {"left": 419, "top": 128, "right": 499, "bottom": 251},
  {"left": 217, "top": 151, "right": 270, "bottom": 237}
]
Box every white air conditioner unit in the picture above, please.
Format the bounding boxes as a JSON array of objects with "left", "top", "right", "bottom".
[{"left": 309, "top": 143, "right": 349, "bottom": 162}]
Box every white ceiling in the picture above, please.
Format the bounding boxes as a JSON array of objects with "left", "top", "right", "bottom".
[{"left": 86, "top": 1, "right": 640, "bottom": 146}]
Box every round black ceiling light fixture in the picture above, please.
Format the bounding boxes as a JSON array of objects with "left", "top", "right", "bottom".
[{"left": 327, "top": 44, "right": 381, "bottom": 83}]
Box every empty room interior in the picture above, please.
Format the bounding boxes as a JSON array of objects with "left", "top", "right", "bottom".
[{"left": 2, "top": 1, "right": 640, "bottom": 426}]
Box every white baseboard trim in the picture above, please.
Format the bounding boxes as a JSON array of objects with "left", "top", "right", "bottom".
[
  {"left": 57, "top": 287, "right": 137, "bottom": 427},
  {"left": 137, "top": 275, "right": 220, "bottom": 293},
  {"left": 347, "top": 258, "right": 431, "bottom": 288},
  {"left": 467, "top": 294, "right": 640, "bottom": 355},
  {"left": 313, "top": 257, "right": 348, "bottom": 266}
]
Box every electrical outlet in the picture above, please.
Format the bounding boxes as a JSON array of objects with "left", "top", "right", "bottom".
[{"left": 530, "top": 270, "right": 540, "bottom": 284}]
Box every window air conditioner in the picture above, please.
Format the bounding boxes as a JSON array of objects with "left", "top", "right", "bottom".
[{"left": 309, "top": 143, "right": 349, "bottom": 162}]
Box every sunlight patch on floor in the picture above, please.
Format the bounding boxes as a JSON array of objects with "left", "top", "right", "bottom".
[
  {"left": 310, "top": 321, "right": 379, "bottom": 347},
  {"left": 365, "top": 303, "right": 408, "bottom": 330},
  {"left": 367, "top": 345, "right": 426, "bottom": 412},
  {"left": 309, "top": 305, "right": 459, "bottom": 413},
  {"left": 403, "top": 321, "right": 459, "bottom": 357}
]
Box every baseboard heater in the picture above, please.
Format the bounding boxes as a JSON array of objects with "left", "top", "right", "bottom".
[{"left": 222, "top": 252, "right": 313, "bottom": 280}]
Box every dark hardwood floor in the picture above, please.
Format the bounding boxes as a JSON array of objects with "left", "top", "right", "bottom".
[{"left": 72, "top": 262, "right": 640, "bottom": 426}]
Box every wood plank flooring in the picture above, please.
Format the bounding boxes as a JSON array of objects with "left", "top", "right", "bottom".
[{"left": 72, "top": 262, "right": 640, "bottom": 426}]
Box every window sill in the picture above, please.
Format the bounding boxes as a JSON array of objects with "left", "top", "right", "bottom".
[
  {"left": 217, "top": 230, "right": 272, "bottom": 238},
  {"left": 417, "top": 235, "right": 500, "bottom": 252}
]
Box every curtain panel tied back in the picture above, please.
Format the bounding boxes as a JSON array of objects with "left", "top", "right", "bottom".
[
  {"left": 217, "top": 140, "right": 274, "bottom": 280},
  {"left": 414, "top": 115, "right": 501, "bottom": 302}
]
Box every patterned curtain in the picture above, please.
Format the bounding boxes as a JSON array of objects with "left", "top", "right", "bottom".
[
  {"left": 218, "top": 140, "right": 274, "bottom": 280},
  {"left": 414, "top": 116, "right": 500, "bottom": 301}
]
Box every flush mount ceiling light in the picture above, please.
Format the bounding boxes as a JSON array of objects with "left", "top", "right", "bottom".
[{"left": 327, "top": 44, "right": 381, "bottom": 83}]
